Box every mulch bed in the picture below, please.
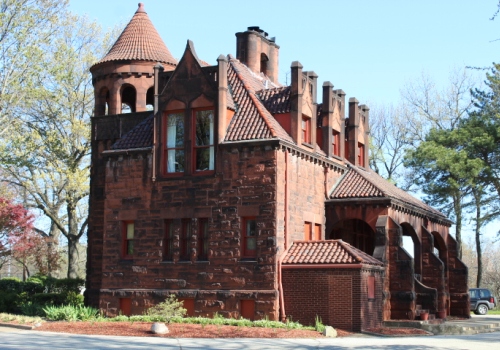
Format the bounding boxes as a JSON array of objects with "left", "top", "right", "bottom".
[{"left": 36, "top": 321, "right": 334, "bottom": 338}]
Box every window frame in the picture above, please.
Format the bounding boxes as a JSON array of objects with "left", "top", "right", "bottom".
[
  {"left": 192, "top": 108, "right": 215, "bottom": 175},
  {"left": 164, "top": 220, "right": 174, "bottom": 261},
  {"left": 163, "top": 110, "right": 186, "bottom": 175},
  {"left": 242, "top": 217, "right": 257, "bottom": 259},
  {"left": 304, "top": 221, "right": 312, "bottom": 241},
  {"left": 122, "top": 221, "right": 135, "bottom": 259},
  {"left": 358, "top": 142, "right": 365, "bottom": 167},
  {"left": 179, "top": 219, "right": 192, "bottom": 261},
  {"left": 197, "top": 218, "right": 209, "bottom": 261},
  {"left": 301, "top": 116, "right": 311, "bottom": 144},
  {"left": 332, "top": 130, "right": 340, "bottom": 157}
]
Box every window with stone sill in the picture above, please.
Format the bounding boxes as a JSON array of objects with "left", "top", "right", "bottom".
[
  {"left": 179, "top": 219, "right": 192, "bottom": 261},
  {"left": 197, "top": 218, "right": 209, "bottom": 261},
  {"left": 301, "top": 116, "right": 311, "bottom": 144},
  {"left": 164, "top": 220, "right": 174, "bottom": 261},
  {"left": 358, "top": 142, "right": 365, "bottom": 167},
  {"left": 242, "top": 217, "right": 257, "bottom": 258},
  {"left": 304, "top": 221, "right": 312, "bottom": 241},
  {"left": 122, "top": 221, "right": 135, "bottom": 259},
  {"left": 332, "top": 130, "right": 340, "bottom": 157},
  {"left": 163, "top": 108, "right": 214, "bottom": 176}
]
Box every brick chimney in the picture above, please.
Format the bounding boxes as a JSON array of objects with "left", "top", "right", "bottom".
[{"left": 235, "top": 26, "right": 280, "bottom": 83}]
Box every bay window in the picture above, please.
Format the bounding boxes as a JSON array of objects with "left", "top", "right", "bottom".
[
  {"left": 166, "top": 112, "right": 185, "bottom": 173},
  {"left": 193, "top": 110, "right": 214, "bottom": 172},
  {"left": 163, "top": 108, "right": 214, "bottom": 175}
]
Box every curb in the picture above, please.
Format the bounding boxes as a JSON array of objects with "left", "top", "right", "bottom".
[
  {"left": 0, "top": 322, "right": 36, "bottom": 330},
  {"left": 362, "top": 329, "right": 434, "bottom": 337}
]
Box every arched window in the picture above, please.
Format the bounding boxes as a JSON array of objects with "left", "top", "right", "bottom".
[
  {"left": 96, "top": 87, "right": 110, "bottom": 116},
  {"left": 121, "top": 85, "right": 136, "bottom": 113},
  {"left": 260, "top": 53, "right": 269, "bottom": 75},
  {"left": 146, "top": 87, "right": 154, "bottom": 111}
]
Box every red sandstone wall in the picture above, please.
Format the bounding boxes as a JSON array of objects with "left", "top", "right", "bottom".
[{"left": 96, "top": 144, "right": 281, "bottom": 318}]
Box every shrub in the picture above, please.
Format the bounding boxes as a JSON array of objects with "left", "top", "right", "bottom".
[
  {"left": 64, "top": 291, "right": 84, "bottom": 306},
  {"left": 19, "top": 302, "right": 45, "bottom": 317},
  {"left": 32, "top": 292, "right": 66, "bottom": 306},
  {"left": 0, "top": 291, "right": 19, "bottom": 313},
  {"left": 0, "top": 278, "right": 23, "bottom": 294},
  {"left": 146, "top": 294, "right": 186, "bottom": 323},
  {"left": 43, "top": 304, "right": 99, "bottom": 321}
]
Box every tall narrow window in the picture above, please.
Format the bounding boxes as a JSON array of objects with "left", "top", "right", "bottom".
[
  {"left": 197, "top": 219, "right": 209, "bottom": 261},
  {"left": 302, "top": 116, "right": 311, "bottom": 144},
  {"left": 304, "top": 222, "right": 312, "bottom": 241},
  {"left": 242, "top": 218, "right": 257, "bottom": 258},
  {"left": 164, "top": 220, "right": 174, "bottom": 261},
  {"left": 368, "top": 276, "right": 375, "bottom": 300},
  {"left": 180, "top": 219, "right": 192, "bottom": 261},
  {"left": 193, "top": 110, "right": 214, "bottom": 172},
  {"left": 358, "top": 142, "right": 365, "bottom": 167},
  {"left": 165, "top": 112, "right": 185, "bottom": 173},
  {"left": 314, "top": 224, "right": 321, "bottom": 240},
  {"left": 332, "top": 130, "right": 340, "bottom": 157},
  {"left": 122, "top": 221, "right": 134, "bottom": 258}
]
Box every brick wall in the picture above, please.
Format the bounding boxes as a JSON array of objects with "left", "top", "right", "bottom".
[{"left": 282, "top": 266, "right": 383, "bottom": 332}]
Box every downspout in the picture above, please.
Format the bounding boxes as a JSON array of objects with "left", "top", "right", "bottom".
[
  {"left": 278, "top": 149, "right": 289, "bottom": 322},
  {"left": 152, "top": 63, "right": 164, "bottom": 182}
]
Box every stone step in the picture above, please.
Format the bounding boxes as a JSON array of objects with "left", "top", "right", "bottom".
[{"left": 383, "top": 319, "right": 500, "bottom": 335}]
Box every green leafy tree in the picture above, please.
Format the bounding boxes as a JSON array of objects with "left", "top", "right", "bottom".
[
  {"left": 0, "top": 3, "right": 118, "bottom": 278},
  {"left": 0, "top": 0, "right": 67, "bottom": 137}
]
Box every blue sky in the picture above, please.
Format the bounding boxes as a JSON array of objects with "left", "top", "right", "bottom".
[
  {"left": 70, "top": 0, "right": 500, "bottom": 242},
  {"left": 70, "top": 0, "right": 500, "bottom": 106}
]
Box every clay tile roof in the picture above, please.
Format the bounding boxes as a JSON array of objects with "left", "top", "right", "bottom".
[
  {"left": 330, "top": 164, "right": 446, "bottom": 218},
  {"left": 93, "top": 3, "right": 177, "bottom": 67},
  {"left": 282, "top": 240, "right": 383, "bottom": 266},
  {"left": 111, "top": 113, "right": 153, "bottom": 150},
  {"left": 257, "top": 86, "right": 291, "bottom": 114},
  {"left": 224, "top": 57, "right": 293, "bottom": 143}
]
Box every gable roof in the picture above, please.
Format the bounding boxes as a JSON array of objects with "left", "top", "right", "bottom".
[
  {"left": 93, "top": 3, "right": 177, "bottom": 68},
  {"left": 330, "top": 164, "right": 446, "bottom": 219},
  {"left": 224, "top": 57, "right": 293, "bottom": 142},
  {"left": 282, "top": 240, "right": 383, "bottom": 266},
  {"left": 257, "top": 86, "right": 291, "bottom": 114}
]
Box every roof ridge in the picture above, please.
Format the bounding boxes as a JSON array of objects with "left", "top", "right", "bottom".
[{"left": 229, "top": 60, "right": 277, "bottom": 138}]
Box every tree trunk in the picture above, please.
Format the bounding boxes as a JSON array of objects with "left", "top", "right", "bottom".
[
  {"left": 472, "top": 188, "right": 483, "bottom": 288},
  {"left": 67, "top": 235, "right": 79, "bottom": 279}
]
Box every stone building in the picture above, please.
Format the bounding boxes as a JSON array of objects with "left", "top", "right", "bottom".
[{"left": 86, "top": 3, "right": 469, "bottom": 331}]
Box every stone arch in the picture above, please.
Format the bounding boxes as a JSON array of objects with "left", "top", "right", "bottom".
[
  {"left": 146, "top": 86, "right": 154, "bottom": 111},
  {"left": 431, "top": 231, "right": 447, "bottom": 262},
  {"left": 330, "top": 218, "right": 375, "bottom": 255},
  {"left": 121, "top": 84, "right": 136, "bottom": 113},
  {"left": 401, "top": 223, "right": 421, "bottom": 276},
  {"left": 96, "top": 86, "right": 110, "bottom": 116}
]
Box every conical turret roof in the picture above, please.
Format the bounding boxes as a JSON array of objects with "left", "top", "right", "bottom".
[{"left": 92, "top": 3, "right": 177, "bottom": 67}]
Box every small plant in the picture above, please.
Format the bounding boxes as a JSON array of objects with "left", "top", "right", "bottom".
[
  {"left": 314, "top": 315, "right": 326, "bottom": 333},
  {"left": 146, "top": 295, "right": 187, "bottom": 323},
  {"left": 43, "top": 304, "right": 99, "bottom": 321}
]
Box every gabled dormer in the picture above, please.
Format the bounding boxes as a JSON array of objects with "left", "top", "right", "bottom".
[{"left": 155, "top": 41, "right": 221, "bottom": 178}]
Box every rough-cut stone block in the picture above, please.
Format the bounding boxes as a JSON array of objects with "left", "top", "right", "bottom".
[
  {"left": 151, "top": 322, "right": 169, "bottom": 334},
  {"left": 323, "top": 326, "right": 337, "bottom": 337}
]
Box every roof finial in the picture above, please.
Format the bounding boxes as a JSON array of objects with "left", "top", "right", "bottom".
[{"left": 136, "top": 3, "right": 145, "bottom": 13}]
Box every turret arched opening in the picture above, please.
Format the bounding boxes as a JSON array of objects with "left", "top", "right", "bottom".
[{"left": 121, "top": 84, "right": 137, "bottom": 113}]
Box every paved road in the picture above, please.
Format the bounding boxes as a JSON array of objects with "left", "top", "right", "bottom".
[{"left": 0, "top": 327, "right": 499, "bottom": 350}]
